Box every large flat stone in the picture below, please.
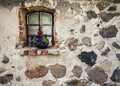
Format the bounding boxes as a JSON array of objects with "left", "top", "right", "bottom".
[
  {"left": 25, "top": 65, "right": 49, "bottom": 79},
  {"left": 86, "top": 66, "right": 108, "bottom": 84},
  {"left": 99, "top": 25, "right": 118, "bottom": 38},
  {"left": 49, "top": 63, "right": 66, "bottom": 78}
]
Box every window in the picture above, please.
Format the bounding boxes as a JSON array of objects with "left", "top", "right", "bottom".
[
  {"left": 26, "top": 12, "right": 54, "bottom": 48},
  {"left": 17, "top": 5, "right": 57, "bottom": 48},
  {"left": 17, "top": 5, "right": 61, "bottom": 55}
]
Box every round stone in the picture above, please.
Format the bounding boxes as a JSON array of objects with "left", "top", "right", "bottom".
[
  {"left": 2, "top": 55, "right": 9, "bottom": 64},
  {"left": 100, "top": 25, "right": 118, "bottom": 38},
  {"left": 72, "top": 65, "right": 82, "bottom": 78},
  {"left": 16, "top": 76, "right": 21, "bottom": 82},
  {"left": 0, "top": 74, "right": 13, "bottom": 84},
  {"left": 82, "top": 37, "right": 92, "bottom": 46},
  {"left": 65, "top": 37, "right": 78, "bottom": 51},
  {"left": 86, "top": 66, "right": 108, "bottom": 84},
  {"left": 42, "top": 80, "right": 55, "bottom": 86},
  {"left": 96, "top": 41, "right": 105, "bottom": 50},
  {"left": 25, "top": 65, "right": 49, "bottom": 79},
  {"left": 96, "top": 2, "right": 109, "bottom": 11},
  {"left": 49, "top": 63, "right": 66, "bottom": 78},
  {"left": 100, "top": 60, "right": 112, "bottom": 73},
  {"left": 111, "top": 67, "right": 120, "bottom": 82}
]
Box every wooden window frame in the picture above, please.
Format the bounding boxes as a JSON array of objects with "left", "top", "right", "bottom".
[{"left": 25, "top": 11, "right": 55, "bottom": 47}]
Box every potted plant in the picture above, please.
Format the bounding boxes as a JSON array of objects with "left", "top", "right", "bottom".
[{"left": 31, "top": 34, "right": 49, "bottom": 49}]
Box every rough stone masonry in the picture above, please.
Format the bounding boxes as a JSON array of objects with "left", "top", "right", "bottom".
[{"left": 0, "top": 0, "right": 120, "bottom": 86}]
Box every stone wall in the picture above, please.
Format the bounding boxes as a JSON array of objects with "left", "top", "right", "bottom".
[{"left": 0, "top": 0, "right": 120, "bottom": 86}]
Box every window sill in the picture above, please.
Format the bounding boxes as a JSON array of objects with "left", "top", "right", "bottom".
[{"left": 18, "top": 46, "right": 65, "bottom": 56}]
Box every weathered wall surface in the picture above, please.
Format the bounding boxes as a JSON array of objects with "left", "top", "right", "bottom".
[{"left": 0, "top": 0, "right": 120, "bottom": 86}]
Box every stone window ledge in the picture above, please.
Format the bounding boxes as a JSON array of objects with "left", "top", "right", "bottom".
[{"left": 18, "top": 47, "right": 65, "bottom": 56}]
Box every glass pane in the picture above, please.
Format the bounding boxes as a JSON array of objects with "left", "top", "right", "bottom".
[
  {"left": 28, "top": 26, "right": 39, "bottom": 35},
  {"left": 40, "top": 12, "right": 52, "bottom": 25},
  {"left": 27, "top": 12, "right": 39, "bottom": 24},
  {"left": 42, "top": 26, "right": 52, "bottom": 35}
]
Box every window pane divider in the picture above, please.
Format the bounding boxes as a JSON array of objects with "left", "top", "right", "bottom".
[
  {"left": 28, "top": 35, "right": 52, "bottom": 37},
  {"left": 41, "top": 24, "right": 52, "bottom": 26},
  {"left": 27, "top": 24, "right": 40, "bottom": 26},
  {"left": 27, "top": 24, "right": 52, "bottom": 26}
]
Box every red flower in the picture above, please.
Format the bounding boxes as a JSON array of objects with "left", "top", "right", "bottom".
[{"left": 37, "top": 30, "right": 43, "bottom": 35}]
